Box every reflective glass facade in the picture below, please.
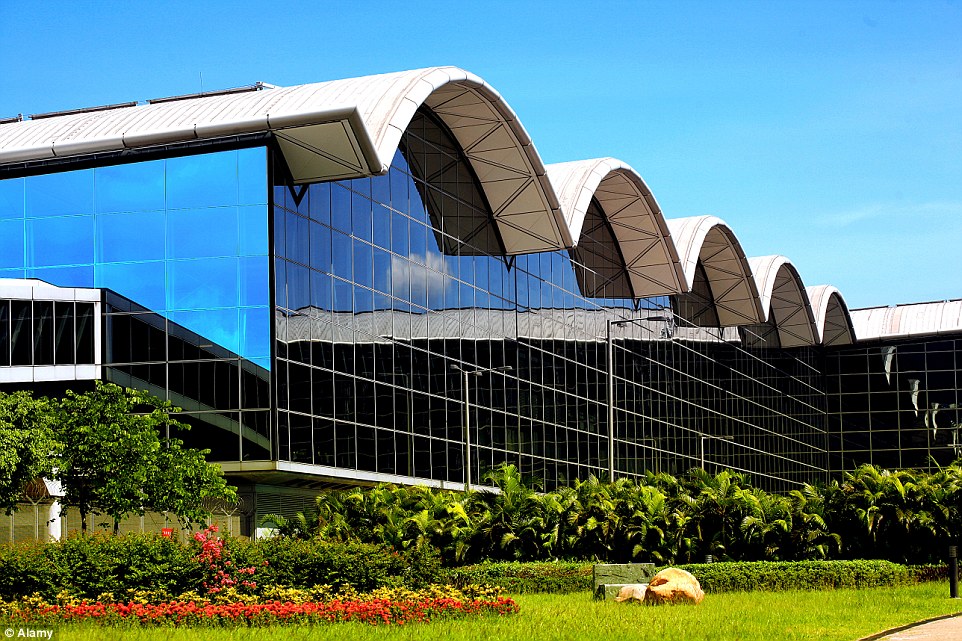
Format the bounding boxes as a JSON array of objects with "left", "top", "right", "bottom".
[
  {"left": 827, "top": 337, "right": 962, "bottom": 472},
  {"left": 271, "top": 108, "right": 830, "bottom": 490},
  {"left": 0, "top": 148, "right": 271, "bottom": 463},
  {"left": 0, "top": 148, "right": 270, "bottom": 366},
  {"left": 0, "top": 109, "right": 844, "bottom": 493}
]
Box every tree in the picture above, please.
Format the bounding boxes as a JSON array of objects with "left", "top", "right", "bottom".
[
  {"left": 146, "top": 438, "right": 236, "bottom": 529},
  {"left": 0, "top": 391, "right": 57, "bottom": 514},
  {"left": 53, "top": 381, "right": 235, "bottom": 533}
]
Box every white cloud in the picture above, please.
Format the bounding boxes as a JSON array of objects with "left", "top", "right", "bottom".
[{"left": 390, "top": 252, "right": 453, "bottom": 302}]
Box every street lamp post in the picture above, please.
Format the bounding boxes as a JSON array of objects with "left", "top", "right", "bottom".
[
  {"left": 451, "top": 363, "right": 513, "bottom": 492},
  {"left": 605, "top": 315, "right": 670, "bottom": 480}
]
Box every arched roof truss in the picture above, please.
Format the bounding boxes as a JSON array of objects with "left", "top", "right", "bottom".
[
  {"left": 546, "top": 158, "right": 685, "bottom": 299},
  {"left": 747, "top": 255, "right": 818, "bottom": 347},
  {"left": 0, "top": 66, "right": 570, "bottom": 255},
  {"left": 666, "top": 216, "right": 764, "bottom": 326},
  {"left": 806, "top": 285, "right": 855, "bottom": 346}
]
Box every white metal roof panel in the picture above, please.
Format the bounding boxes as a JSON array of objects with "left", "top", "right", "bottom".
[
  {"left": 666, "top": 215, "right": 764, "bottom": 326},
  {"left": 806, "top": 285, "right": 855, "bottom": 346},
  {"left": 747, "top": 255, "right": 817, "bottom": 347},
  {"left": 0, "top": 66, "right": 570, "bottom": 255},
  {"left": 546, "top": 157, "right": 686, "bottom": 298},
  {"left": 850, "top": 300, "right": 962, "bottom": 341}
]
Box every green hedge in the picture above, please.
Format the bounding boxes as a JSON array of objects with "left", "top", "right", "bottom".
[
  {"left": 674, "top": 560, "right": 913, "bottom": 593},
  {"left": 443, "top": 560, "right": 930, "bottom": 595},
  {"left": 445, "top": 561, "right": 593, "bottom": 594},
  {"left": 243, "top": 538, "right": 443, "bottom": 591},
  {"left": 907, "top": 564, "right": 949, "bottom": 583},
  {"left": 0, "top": 534, "right": 197, "bottom": 600},
  {"left": 0, "top": 534, "right": 443, "bottom": 600}
]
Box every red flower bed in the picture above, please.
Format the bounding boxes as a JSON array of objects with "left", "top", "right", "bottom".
[{"left": 11, "top": 597, "right": 519, "bottom": 627}]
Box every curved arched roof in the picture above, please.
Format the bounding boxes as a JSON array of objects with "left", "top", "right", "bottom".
[
  {"left": 0, "top": 67, "right": 570, "bottom": 255},
  {"left": 850, "top": 300, "right": 962, "bottom": 341},
  {"left": 546, "top": 158, "right": 685, "bottom": 298},
  {"left": 666, "top": 216, "right": 764, "bottom": 326},
  {"left": 747, "top": 255, "right": 818, "bottom": 347},
  {"left": 806, "top": 285, "right": 855, "bottom": 346}
]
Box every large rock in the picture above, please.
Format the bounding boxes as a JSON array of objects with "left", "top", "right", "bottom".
[
  {"left": 613, "top": 584, "right": 648, "bottom": 602},
  {"left": 642, "top": 567, "right": 705, "bottom": 605}
]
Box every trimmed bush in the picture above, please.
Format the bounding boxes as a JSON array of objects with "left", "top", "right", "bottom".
[
  {"left": 908, "top": 564, "right": 949, "bottom": 583},
  {"left": 674, "top": 560, "right": 912, "bottom": 593},
  {"left": 0, "top": 533, "right": 197, "bottom": 601},
  {"left": 0, "top": 533, "right": 444, "bottom": 601},
  {"left": 251, "top": 537, "right": 439, "bottom": 591},
  {"left": 445, "top": 561, "right": 592, "bottom": 593}
]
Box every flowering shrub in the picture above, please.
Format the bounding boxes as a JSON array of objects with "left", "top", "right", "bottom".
[
  {"left": 0, "top": 585, "right": 519, "bottom": 627},
  {"left": 192, "top": 525, "right": 263, "bottom": 596}
]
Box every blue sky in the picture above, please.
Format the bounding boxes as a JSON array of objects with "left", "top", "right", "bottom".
[{"left": 2, "top": 0, "right": 960, "bottom": 309}]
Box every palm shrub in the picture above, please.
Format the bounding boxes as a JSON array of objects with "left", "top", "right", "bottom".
[{"left": 262, "top": 461, "right": 962, "bottom": 566}]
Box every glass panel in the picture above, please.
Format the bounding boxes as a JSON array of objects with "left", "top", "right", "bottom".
[
  {"left": 239, "top": 307, "right": 270, "bottom": 361},
  {"left": 168, "top": 308, "right": 240, "bottom": 356},
  {"left": 26, "top": 216, "right": 94, "bottom": 267},
  {"left": 286, "top": 261, "right": 310, "bottom": 311},
  {"left": 284, "top": 211, "right": 309, "bottom": 265},
  {"left": 54, "top": 302, "right": 75, "bottom": 365},
  {"left": 0, "top": 301, "right": 9, "bottom": 366},
  {"left": 25, "top": 169, "right": 93, "bottom": 217},
  {"left": 98, "top": 210, "right": 165, "bottom": 262},
  {"left": 96, "top": 261, "right": 166, "bottom": 312},
  {"left": 353, "top": 240, "right": 373, "bottom": 288},
  {"left": 238, "top": 204, "right": 269, "bottom": 256},
  {"left": 10, "top": 301, "right": 31, "bottom": 366},
  {"left": 168, "top": 207, "right": 238, "bottom": 259},
  {"left": 75, "top": 303, "right": 94, "bottom": 364},
  {"left": 167, "top": 153, "right": 238, "bottom": 209},
  {"left": 0, "top": 220, "right": 25, "bottom": 269},
  {"left": 332, "top": 231, "right": 352, "bottom": 279},
  {"left": 309, "top": 221, "right": 332, "bottom": 273},
  {"left": 373, "top": 203, "right": 391, "bottom": 250},
  {"left": 0, "top": 178, "right": 24, "bottom": 220},
  {"left": 331, "top": 184, "right": 351, "bottom": 232},
  {"left": 352, "top": 189, "right": 372, "bottom": 241},
  {"left": 95, "top": 159, "right": 165, "bottom": 213},
  {"left": 308, "top": 182, "right": 331, "bottom": 226},
  {"left": 239, "top": 255, "right": 269, "bottom": 307},
  {"left": 311, "top": 270, "right": 332, "bottom": 311},
  {"left": 168, "top": 258, "right": 238, "bottom": 310},
  {"left": 237, "top": 147, "right": 267, "bottom": 206}
]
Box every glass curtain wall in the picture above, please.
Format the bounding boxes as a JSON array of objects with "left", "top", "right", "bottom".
[
  {"left": 0, "top": 148, "right": 272, "bottom": 461},
  {"left": 272, "top": 107, "right": 830, "bottom": 490},
  {"left": 827, "top": 337, "right": 962, "bottom": 472}
]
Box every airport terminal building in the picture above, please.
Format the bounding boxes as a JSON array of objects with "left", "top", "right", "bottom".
[{"left": 0, "top": 67, "right": 958, "bottom": 538}]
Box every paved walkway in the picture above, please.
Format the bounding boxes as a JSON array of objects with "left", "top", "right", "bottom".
[{"left": 871, "top": 614, "right": 962, "bottom": 641}]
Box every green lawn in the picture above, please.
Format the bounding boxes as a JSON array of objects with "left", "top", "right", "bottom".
[{"left": 31, "top": 582, "right": 962, "bottom": 641}]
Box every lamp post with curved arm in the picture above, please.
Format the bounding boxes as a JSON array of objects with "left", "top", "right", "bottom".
[{"left": 450, "top": 363, "right": 513, "bottom": 492}]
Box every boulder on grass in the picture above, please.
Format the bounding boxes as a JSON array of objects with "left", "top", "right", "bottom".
[
  {"left": 642, "top": 567, "right": 704, "bottom": 605},
  {"left": 613, "top": 584, "right": 648, "bottom": 602}
]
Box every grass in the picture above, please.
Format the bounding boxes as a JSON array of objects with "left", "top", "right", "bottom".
[{"left": 23, "top": 582, "right": 962, "bottom": 641}]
